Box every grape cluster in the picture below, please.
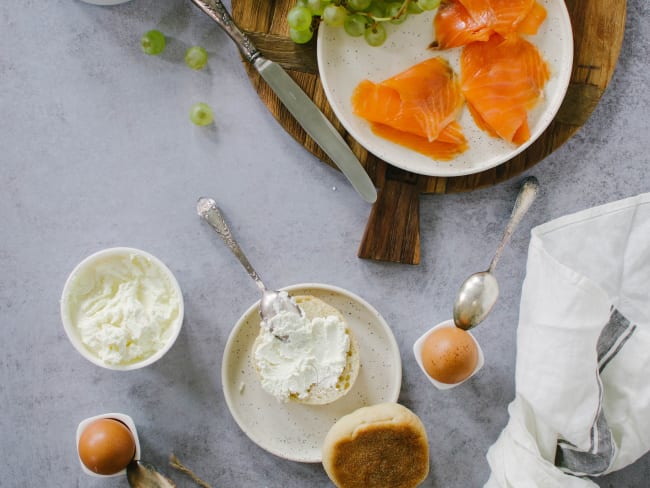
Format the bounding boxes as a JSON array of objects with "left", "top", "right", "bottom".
[{"left": 287, "top": 0, "right": 441, "bottom": 47}]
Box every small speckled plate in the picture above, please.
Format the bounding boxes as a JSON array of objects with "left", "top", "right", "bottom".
[
  {"left": 221, "top": 283, "right": 402, "bottom": 463},
  {"left": 316, "top": 0, "right": 573, "bottom": 177}
]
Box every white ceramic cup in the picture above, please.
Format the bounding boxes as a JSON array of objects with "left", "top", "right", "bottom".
[
  {"left": 413, "top": 319, "right": 485, "bottom": 390},
  {"left": 76, "top": 412, "right": 141, "bottom": 477}
]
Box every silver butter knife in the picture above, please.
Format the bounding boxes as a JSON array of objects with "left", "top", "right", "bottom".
[{"left": 189, "top": 0, "right": 377, "bottom": 204}]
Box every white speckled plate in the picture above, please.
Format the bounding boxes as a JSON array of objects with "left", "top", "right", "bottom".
[
  {"left": 317, "top": 0, "right": 573, "bottom": 177},
  {"left": 221, "top": 283, "right": 402, "bottom": 463}
]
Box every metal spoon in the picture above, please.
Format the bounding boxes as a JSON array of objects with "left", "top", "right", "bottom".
[
  {"left": 127, "top": 460, "right": 176, "bottom": 488},
  {"left": 196, "top": 197, "right": 302, "bottom": 335},
  {"left": 453, "top": 176, "right": 540, "bottom": 330}
]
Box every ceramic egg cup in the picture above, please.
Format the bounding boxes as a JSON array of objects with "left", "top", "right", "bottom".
[
  {"left": 60, "top": 247, "right": 184, "bottom": 371},
  {"left": 413, "top": 319, "right": 485, "bottom": 390},
  {"left": 76, "top": 413, "right": 140, "bottom": 478}
]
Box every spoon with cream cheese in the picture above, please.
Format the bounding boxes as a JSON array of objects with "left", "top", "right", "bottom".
[{"left": 197, "top": 197, "right": 302, "bottom": 337}]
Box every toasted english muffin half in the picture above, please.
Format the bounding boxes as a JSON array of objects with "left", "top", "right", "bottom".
[
  {"left": 322, "top": 402, "right": 429, "bottom": 488},
  {"left": 252, "top": 295, "right": 360, "bottom": 405}
]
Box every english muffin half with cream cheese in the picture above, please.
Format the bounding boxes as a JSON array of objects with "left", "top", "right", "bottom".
[
  {"left": 252, "top": 295, "right": 360, "bottom": 405},
  {"left": 322, "top": 402, "right": 430, "bottom": 488}
]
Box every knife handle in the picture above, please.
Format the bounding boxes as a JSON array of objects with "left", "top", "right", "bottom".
[{"left": 189, "top": 0, "right": 260, "bottom": 63}]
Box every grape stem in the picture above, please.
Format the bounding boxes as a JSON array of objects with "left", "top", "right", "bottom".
[
  {"left": 321, "top": 0, "right": 414, "bottom": 29},
  {"left": 359, "top": 0, "right": 413, "bottom": 23},
  {"left": 392, "top": 0, "right": 412, "bottom": 20}
]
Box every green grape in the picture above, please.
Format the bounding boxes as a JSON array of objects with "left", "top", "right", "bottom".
[
  {"left": 387, "top": 2, "right": 407, "bottom": 23},
  {"left": 184, "top": 46, "right": 208, "bottom": 70},
  {"left": 307, "top": 0, "right": 326, "bottom": 16},
  {"left": 140, "top": 30, "right": 166, "bottom": 55},
  {"left": 347, "top": 0, "right": 372, "bottom": 11},
  {"left": 407, "top": 1, "right": 424, "bottom": 13},
  {"left": 343, "top": 13, "right": 367, "bottom": 37},
  {"left": 365, "top": 0, "right": 387, "bottom": 18},
  {"left": 322, "top": 5, "right": 347, "bottom": 27},
  {"left": 189, "top": 102, "right": 214, "bottom": 126},
  {"left": 287, "top": 6, "right": 313, "bottom": 31},
  {"left": 364, "top": 23, "right": 387, "bottom": 46},
  {"left": 290, "top": 27, "right": 314, "bottom": 44},
  {"left": 417, "top": 0, "right": 441, "bottom": 10}
]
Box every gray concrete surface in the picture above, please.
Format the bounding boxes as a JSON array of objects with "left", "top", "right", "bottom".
[{"left": 1, "top": 0, "right": 648, "bottom": 486}]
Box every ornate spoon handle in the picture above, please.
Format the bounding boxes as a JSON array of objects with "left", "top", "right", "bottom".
[
  {"left": 189, "top": 0, "right": 260, "bottom": 63},
  {"left": 197, "top": 197, "right": 266, "bottom": 292},
  {"left": 488, "top": 176, "right": 540, "bottom": 273}
]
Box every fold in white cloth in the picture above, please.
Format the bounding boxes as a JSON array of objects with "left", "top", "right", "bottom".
[{"left": 485, "top": 192, "right": 650, "bottom": 487}]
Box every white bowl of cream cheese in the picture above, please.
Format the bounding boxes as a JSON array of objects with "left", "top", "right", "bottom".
[{"left": 60, "top": 247, "right": 184, "bottom": 370}]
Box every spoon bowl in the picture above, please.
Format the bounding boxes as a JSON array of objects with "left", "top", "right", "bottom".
[
  {"left": 453, "top": 272, "right": 499, "bottom": 331},
  {"left": 259, "top": 289, "right": 301, "bottom": 320}
]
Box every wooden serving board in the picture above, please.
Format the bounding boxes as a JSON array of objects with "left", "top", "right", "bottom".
[{"left": 231, "top": 0, "right": 626, "bottom": 264}]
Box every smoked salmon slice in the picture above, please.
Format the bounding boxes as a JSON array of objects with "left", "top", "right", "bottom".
[
  {"left": 370, "top": 121, "right": 468, "bottom": 161},
  {"left": 432, "top": 0, "right": 547, "bottom": 49},
  {"left": 352, "top": 57, "right": 464, "bottom": 141},
  {"left": 516, "top": 1, "right": 548, "bottom": 35},
  {"left": 432, "top": 0, "right": 492, "bottom": 49},
  {"left": 351, "top": 57, "right": 467, "bottom": 160},
  {"left": 461, "top": 34, "right": 550, "bottom": 145}
]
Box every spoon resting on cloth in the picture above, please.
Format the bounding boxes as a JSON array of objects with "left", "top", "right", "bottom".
[
  {"left": 196, "top": 197, "right": 303, "bottom": 338},
  {"left": 453, "top": 176, "right": 540, "bottom": 330}
]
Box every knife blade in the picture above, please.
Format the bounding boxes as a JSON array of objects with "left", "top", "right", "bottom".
[{"left": 189, "top": 0, "right": 377, "bottom": 204}]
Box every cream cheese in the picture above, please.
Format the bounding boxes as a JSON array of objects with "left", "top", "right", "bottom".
[
  {"left": 65, "top": 252, "right": 181, "bottom": 365},
  {"left": 253, "top": 310, "right": 350, "bottom": 402}
]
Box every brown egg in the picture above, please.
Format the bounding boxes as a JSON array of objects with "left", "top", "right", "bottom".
[
  {"left": 421, "top": 326, "right": 479, "bottom": 384},
  {"left": 78, "top": 418, "right": 136, "bottom": 475}
]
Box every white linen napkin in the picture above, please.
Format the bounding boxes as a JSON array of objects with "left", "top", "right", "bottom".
[{"left": 485, "top": 192, "right": 650, "bottom": 487}]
